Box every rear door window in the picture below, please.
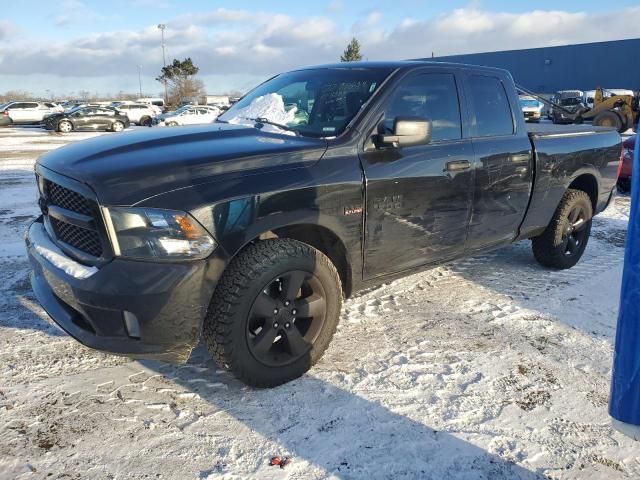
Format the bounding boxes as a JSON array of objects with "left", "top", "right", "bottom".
[{"left": 468, "top": 75, "right": 514, "bottom": 137}]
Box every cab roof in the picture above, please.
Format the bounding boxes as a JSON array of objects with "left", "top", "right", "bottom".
[{"left": 292, "top": 60, "right": 510, "bottom": 76}]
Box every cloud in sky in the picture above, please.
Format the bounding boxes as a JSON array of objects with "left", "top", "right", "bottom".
[
  {"left": 0, "top": 21, "right": 16, "bottom": 42},
  {"left": 1, "top": 5, "right": 639, "bottom": 95}
]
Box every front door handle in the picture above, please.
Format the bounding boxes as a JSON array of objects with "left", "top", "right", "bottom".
[
  {"left": 445, "top": 160, "right": 471, "bottom": 172},
  {"left": 510, "top": 153, "right": 531, "bottom": 163}
]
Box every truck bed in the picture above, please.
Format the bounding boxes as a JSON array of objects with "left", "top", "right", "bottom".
[{"left": 518, "top": 123, "right": 621, "bottom": 240}]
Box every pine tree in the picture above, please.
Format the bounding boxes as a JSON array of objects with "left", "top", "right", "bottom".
[
  {"left": 341, "top": 38, "right": 363, "bottom": 62},
  {"left": 156, "top": 58, "right": 204, "bottom": 105}
]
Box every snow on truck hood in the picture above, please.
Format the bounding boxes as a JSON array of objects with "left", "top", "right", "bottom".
[{"left": 37, "top": 122, "right": 327, "bottom": 206}]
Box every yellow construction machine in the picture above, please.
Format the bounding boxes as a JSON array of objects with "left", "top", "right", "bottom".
[
  {"left": 517, "top": 85, "right": 638, "bottom": 133},
  {"left": 584, "top": 88, "right": 639, "bottom": 132}
]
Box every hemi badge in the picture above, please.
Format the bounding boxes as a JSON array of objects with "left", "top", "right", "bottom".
[{"left": 344, "top": 206, "right": 363, "bottom": 216}]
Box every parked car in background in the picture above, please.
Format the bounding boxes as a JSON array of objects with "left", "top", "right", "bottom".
[
  {"left": 1, "top": 101, "right": 60, "bottom": 124},
  {"left": 44, "top": 102, "right": 64, "bottom": 113},
  {"left": 551, "top": 90, "right": 586, "bottom": 124},
  {"left": 0, "top": 105, "right": 12, "bottom": 127},
  {"left": 60, "top": 100, "right": 85, "bottom": 110},
  {"left": 116, "top": 103, "right": 157, "bottom": 126},
  {"left": 519, "top": 96, "right": 544, "bottom": 122},
  {"left": 138, "top": 97, "right": 166, "bottom": 113},
  {"left": 618, "top": 134, "right": 636, "bottom": 193},
  {"left": 153, "top": 105, "right": 189, "bottom": 123},
  {"left": 155, "top": 105, "right": 220, "bottom": 126},
  {"left": 43, "top": 106, "right": 130, "bottom": 133}
]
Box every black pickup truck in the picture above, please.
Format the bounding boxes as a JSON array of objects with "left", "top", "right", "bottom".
[{"left": 26, "top": 62, "right": 621, "bottom": 387}]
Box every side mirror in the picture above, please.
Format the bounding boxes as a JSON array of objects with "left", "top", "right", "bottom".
[{"left": 377, "top": 117, "right": 432, "bottom": 148}]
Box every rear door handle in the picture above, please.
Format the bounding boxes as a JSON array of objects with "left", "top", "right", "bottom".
[{"left": 445, "top": 160, "right": 471, "bottom": 172}]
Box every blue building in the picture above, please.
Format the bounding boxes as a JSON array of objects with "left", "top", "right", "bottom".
[{"left": 423, "top": 38, "right": 640, "bottom": 94}]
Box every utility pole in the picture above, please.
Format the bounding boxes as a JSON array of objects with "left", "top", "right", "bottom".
[
  {"left": 157, "top": 24, "right": 168, "bottom": 104},
  {"left": 137, "top": 65, "right": 143, "bottom": 98}
]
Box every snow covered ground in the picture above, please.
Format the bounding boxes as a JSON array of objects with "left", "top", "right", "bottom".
[{"left": 0, "top": 126, "right": 637, "bottom": 479}]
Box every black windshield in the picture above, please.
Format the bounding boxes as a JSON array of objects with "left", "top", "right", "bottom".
[{"left": 219, "top": 67, "right": 394, "bottom": 137}]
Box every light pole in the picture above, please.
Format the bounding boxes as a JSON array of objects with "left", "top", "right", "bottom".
[
  {"left": 157, "top": 24, "right": 168, "bottom": 104},
  {"left": 137, "top": 65, "right": 143, "bottom": 98}
]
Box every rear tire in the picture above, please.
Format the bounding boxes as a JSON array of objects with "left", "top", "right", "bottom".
[
  {"left": 593, "top": 110, "right": 624, "bottom": 132},
  {"left": 203, "top": 239, "right": 342, "bottom": 387},
  {"left": 111, "top": 121, "right": 125, "bottom": 132},
  {"left": 618, "top": 178, "right": 631, "bottom": 194},
  {"left": 532, "top": 189, "right": 593, "bottom": 269}
]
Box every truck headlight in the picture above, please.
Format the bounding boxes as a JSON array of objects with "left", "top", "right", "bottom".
[{"left": 103, "top": 207, "right": 216, "bottom": 260}]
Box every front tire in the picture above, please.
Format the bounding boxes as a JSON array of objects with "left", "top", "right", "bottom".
[
  {"left": 532, "top": 189, "right": 593, "bottom": 269},
  {"left": 57, "top": 120, "right": 73, "bottom": 133},
  {"left": 203, "top": 239, "right": 342, "bottom": 387},
  {"left": 593, "top": 111, "right": 624, "bottom": 132}
]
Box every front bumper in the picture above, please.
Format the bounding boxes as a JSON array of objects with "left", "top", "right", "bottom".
[{"left": 26, "top": 219, "right": 223, "bottom": 363}]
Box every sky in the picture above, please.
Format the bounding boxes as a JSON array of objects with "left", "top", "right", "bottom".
[{"left": 1, "top": 0, "right": 639, "bottom": 98}]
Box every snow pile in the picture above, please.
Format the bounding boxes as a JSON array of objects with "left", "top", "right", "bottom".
[
  {"left": 29, "top": 222, "right": 98, "bottom": 279},
  {"left": 225, "top": 93, "right": 296, "bottom": 135}
]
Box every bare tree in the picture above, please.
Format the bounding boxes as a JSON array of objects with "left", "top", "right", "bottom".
[{"left": 0, "top": 90, "right": 34, "bottom": 102}]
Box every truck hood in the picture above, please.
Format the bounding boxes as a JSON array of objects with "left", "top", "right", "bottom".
[{"left": 37, "top": 123, "right": 327, "bottom": 205}]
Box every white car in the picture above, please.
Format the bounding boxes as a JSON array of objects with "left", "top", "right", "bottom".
[
  {"left": 158, "top": 106, "right": 220, "bottom": 126},
  {"left": 116, "top": 103, "right": 157, "bottom": 126},
  {"left": 519, "top": 95, "right": 544, "bottom": 122},
  {"left": 138, "top": 97, "right": 165, "bottom": 114},
  {"left": 1, "top": 101, "right": 60, "bottom": 124},
  {"left": 44, "top": 102, "right": 64, "bottom": 113}
]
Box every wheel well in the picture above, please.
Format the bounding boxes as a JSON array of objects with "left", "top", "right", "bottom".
[
  {"left": 257, "top": 224, "right": 353, "bottom": 298},
  {"left": 569, "top": 174, "right": 598, "bottom": 211}
]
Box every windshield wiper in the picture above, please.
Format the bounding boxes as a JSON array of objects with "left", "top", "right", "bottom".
[
  {"left": 242, "top": 117, "right": 299, "bottom": 135},
  {"left": 215, "top": 118, "right": 229, "bottom": 124}
]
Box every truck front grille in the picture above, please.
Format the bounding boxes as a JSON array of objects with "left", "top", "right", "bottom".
[
  {"left": 50, "top": 217, "right": 103, "bottom": 257},
  {"left": 39, "top": 176, "right": 106, "bottom": 261},
  {"left": 46, "top": 180, "right": 93, "bottom": 216}
]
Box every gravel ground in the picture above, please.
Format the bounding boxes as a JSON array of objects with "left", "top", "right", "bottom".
[{"left": 0, "top": 126, "right": 637, "bottom": 479}]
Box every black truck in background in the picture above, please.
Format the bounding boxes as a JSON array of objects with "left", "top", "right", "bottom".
[{"left": 26, "top": 62, "right": 621, "bottom": 387}]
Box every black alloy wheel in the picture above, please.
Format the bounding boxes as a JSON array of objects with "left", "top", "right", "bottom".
[
  {"left": 203, "top": 239, "right": 342, "bottom": 387},
  {"left": 532, "top": 189, "right": 592, "bottom": 269},
  {"left": 246, "top": 271, "right": 327, "bottom": 367},
  {"left": 562, "top": 203, "right": 590, "bottom": 257}
]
